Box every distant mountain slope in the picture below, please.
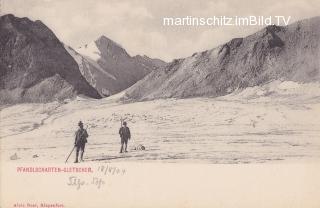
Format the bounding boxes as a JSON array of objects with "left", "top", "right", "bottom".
[
  {"left": 0, "top": 14, "right": 101, "bottom": 104},
  {"left": 125, "top": 17, "right": 320, "bottom": 101},
  {"left": 66, "top": 36, "right": 166, "bottom": 96}
]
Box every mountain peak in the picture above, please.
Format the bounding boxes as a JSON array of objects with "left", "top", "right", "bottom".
[
  {"left": 94, "top": 35, "right": 130, "bottom": 58},
  {"left": 0, "top": 14, "right": 101, "bottom": 103},
  {"left": 96, "top": 35, "right": 123, "bottom": 48},
  {"left": 1, "top": 14, "right": 33, "bottom": 24},
  {"left": 1, "top": 14, "right": 15, "bottom": 20}
]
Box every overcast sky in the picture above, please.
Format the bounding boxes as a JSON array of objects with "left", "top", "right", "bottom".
[{"left": 2, "top": 0, "right": 320, "bottom": 61}]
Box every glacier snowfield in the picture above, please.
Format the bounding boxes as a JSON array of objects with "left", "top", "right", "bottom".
[{"left": 1, "top": 81, "right": 320, "bottom": 164}]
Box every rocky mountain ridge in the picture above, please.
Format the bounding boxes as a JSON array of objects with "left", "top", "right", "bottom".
[
  {"left": 67, "top": 35, "right": 166, "bottom": 96},
  {"left": 124, "top": 16, "right": 320, "bottom": 101},
  {"left": 0, "top": 14, "right": 101, "bottom": 103}
]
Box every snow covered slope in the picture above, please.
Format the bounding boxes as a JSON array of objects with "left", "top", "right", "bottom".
[
  {"left": 1, "top": 81, "right": 319, "bottom": 163},
  {"left": 66, "top": 36, "right": 166, "bottom": 97}
]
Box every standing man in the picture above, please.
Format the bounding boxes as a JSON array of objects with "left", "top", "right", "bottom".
[
  {"left": 74, "top": 121, "right": 88, "bottom": 163},
  {"left": 119, "top": 121, "right": 131, "bottom": 153}
]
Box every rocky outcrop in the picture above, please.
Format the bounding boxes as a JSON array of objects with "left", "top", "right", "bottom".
[
  {"left": 124, "top": 17, "right": 320, "bottom": 101},
  {"left": 0, "top": 14, "right": 101, "bottom": 104}
]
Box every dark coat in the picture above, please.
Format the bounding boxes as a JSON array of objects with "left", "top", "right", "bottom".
[
  {"left": 74, "top": 129, "right": 88, "bottom": 146},
  {"left": 119, "top": 126, "right": 131, "bottom": 140}
]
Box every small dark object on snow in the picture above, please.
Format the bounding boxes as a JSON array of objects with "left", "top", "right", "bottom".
[
  {"left": 33, "top": 154, "right": 39, "bottom": 158},
  {"left": 134, "top": 144, "right": 146, "bottom": 151},
  {"left": 10, "top": 153, "right": 19, "bottom": 160}
]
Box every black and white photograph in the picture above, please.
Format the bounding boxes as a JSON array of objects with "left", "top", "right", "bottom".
[{"left": 0, "top": 0, "right": 319, "bottom": 207}]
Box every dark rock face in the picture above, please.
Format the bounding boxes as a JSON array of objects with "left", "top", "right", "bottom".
[
  {"left": 66, "top": 36, "right": 166, "bottom": 97},
  {"left": 0, "top": 14, "right": 101, "bottom": 104},
  {"left": 125, "top": 17, "right": 320, "bottom": 101}
]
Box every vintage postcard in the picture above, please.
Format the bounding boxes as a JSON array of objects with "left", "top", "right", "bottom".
[{"left": 0, "top": 0, "right": 320, "bottom": 207}]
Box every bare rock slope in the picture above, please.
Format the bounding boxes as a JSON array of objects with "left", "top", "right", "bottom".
[
  {"left": 0, "top": 14, "right": 101, "bottom": 104},
  {"left": 66, "top": 36, "right": 166, "bottom": 97},
  {"left": 125, "top": 17, "right": 320, "bottom": 101}
]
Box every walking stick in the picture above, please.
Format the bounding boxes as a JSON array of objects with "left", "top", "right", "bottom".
[{"left": 65, "top": 146, "right": 75, "bottom": 163}]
